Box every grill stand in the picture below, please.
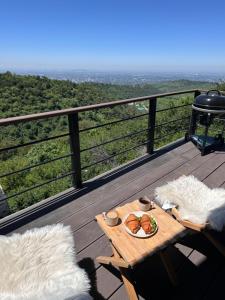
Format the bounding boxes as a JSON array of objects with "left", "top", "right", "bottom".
[
  {"left": 189, "top": 90, "right": 225, "bottom": 155},
  {"left": 189, "top": 107, "right": 225, "bottom": 156}
]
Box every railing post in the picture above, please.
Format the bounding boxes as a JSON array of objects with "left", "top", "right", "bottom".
[
  {"left": 147, "top": 97, "right": 157, "bottom": 154},
  {"left": 68, "top": 113, "right": 82, "bottom": 188},
  {"left": 188, "top": 90, "right": 201, "bottom": 137}
]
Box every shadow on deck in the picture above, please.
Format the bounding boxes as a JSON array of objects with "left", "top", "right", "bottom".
[{"left": 4, "top": 141, "right": 225, "bottom": 299}]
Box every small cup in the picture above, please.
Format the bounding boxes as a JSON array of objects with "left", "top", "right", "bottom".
[
  {"left": 138, "top": 196, "right": 152, "bottom": 211},
  {"left": 103, "top": 210, "right": 119, "bottom": 226}
]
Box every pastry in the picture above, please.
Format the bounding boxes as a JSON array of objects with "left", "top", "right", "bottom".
[
  {"left": 140, "top": 214, "right": 152, "bottom": 234},
  {"left": 125, "top": 214, "right": 140, "bottom": 234}
]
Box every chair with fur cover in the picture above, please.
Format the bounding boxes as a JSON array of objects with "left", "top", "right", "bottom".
[
  {"left": 155, "top": 175, "right": 225, "bottom": 257},
  {"left": 0, "top": 224, "right": 92, "bottom": 300}
]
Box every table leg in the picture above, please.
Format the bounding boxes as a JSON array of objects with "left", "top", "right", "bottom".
[
  {"left": 159, "top": 249, "right": 178, "bottom": 286},
  {"left": 111, "top": 245, "right": 139, "bottom": 300},
  {"left": 119, "top": 267, "right": 139, "bottom": 300},
  {"left": 96, "top": 256, "right": 129, "bottom": 268}
]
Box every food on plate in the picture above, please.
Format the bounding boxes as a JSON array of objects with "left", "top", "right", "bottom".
[
  {"left": 140, "top": 214, "right": 152, "bottom": 234},
  {"left": 124, "top": 212, "right": 157, "bottom": 236},
  {"left": 125, "top": 213, "right": 140, "bottom": 234}
]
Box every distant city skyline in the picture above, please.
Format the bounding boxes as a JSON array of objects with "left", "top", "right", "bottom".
[{"left": 1, "top": 0, "right": 225, "bottom": 73}]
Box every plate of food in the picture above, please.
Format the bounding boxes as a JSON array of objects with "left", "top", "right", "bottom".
[{"left": 123, "top": 211, "right": 158, "bottom": 238}]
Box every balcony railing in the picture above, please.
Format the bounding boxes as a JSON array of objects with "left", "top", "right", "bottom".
[{"left": 0, "top": 89, "right": 200, "bottom": 217}]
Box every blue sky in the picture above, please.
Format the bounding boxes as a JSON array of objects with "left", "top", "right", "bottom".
[{"left": 1, "top": 0, "right": 225, "bottom": 72}]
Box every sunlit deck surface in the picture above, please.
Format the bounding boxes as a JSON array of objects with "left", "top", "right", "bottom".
[{"left": 9, "top": 141, "right": 225, "bottom": 300}]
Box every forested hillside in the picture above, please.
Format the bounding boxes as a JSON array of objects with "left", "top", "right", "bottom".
[
  {"left": 0, "top": 72, "right": 217, "bottom": 213},
  {"left": 0, "top": 71, "right": 213, "bottom": 118}
]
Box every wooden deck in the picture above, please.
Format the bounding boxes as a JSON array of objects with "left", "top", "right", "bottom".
[{"left": 8, "top": 141, "right": 225, "bottom": 299}]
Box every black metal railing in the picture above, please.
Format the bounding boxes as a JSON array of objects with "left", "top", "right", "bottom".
[{"left": 0, "top": 89, "right": 200, "bottom": 213}]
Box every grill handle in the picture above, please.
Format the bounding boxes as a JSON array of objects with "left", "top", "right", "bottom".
[{"left": 206, "top": 90, "right": 221, "bottom": 96}]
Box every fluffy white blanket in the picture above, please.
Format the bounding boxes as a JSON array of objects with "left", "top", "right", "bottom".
[
  {"left": 155, "top": 175, "right": 225, "bottom": 231},
  {"left": 0, "top": 224, "right": 92, "bottom": 300}
]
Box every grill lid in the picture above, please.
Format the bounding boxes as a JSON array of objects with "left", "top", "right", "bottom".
[{"left": 194, "top": 90, "right": 225, "bottom": 110}]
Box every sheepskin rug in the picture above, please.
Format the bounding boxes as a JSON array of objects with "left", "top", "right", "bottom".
[
  {"left": 0, "top": 224, "right": 91, "bottom": 300},
  {"left": 155, "top": 175, "right": 225, "bottom": 231}
]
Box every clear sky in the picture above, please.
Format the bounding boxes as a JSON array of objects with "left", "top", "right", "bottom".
[{"left": 0, "top": 0, "right": 225, "bottom": 72}]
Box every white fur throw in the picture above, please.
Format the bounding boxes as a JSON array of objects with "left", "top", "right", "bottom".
[
  {"left": 155, "top": 175, "right": 225, "bottom": 231},
  {"left": 0, "top": 224, "right": 92, "bottom": 300}
]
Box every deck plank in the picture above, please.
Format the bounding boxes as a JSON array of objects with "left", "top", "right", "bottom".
[
  {"left": 109, "top": 285, "right": 129, "bottom": 300},
  {"left": 191, "top": 153, "right": 225, "bottom": 181},
  {"left": 203, "top": 162, "right": 225, "bottom": 188},
  {"left": 89, "top": 266, "right": 122, "bottom": 299},
  {"left": 77, "top": 235, "right": 111, "bottom": 274},
  {"left": 110, "top": 150, "right": 217, "bottom": 211}
]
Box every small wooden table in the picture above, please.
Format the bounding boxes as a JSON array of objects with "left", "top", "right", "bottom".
[{"left": 95, "top": 200, "right": 187, "bottom": 300}]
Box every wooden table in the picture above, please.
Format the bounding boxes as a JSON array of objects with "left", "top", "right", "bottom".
[{"left": 95, "top": 200, "right": 187, "bottom": 300}]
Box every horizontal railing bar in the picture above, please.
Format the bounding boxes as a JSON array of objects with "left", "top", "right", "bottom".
[
  {"left": 156, "top": 103, "right": 192, "bottom": 113},
  {"left": 79, "top": 112, "right": 148, "bottom": 132},
  {"left": 0, "top": 153, "right": 72, "bottom": 179},
  {"left": 80, "top": 128, "right": 148, "bottom": 152},
  {"left": 0, "top": 133, "right": 69, "bottom": 153},
  {"left": 0, "top": 89, "right": 198, "bottom": 126},
  {"left": 4, "top": 171, "right": 73, "bottom": 201},
  {"left": 155, "top": 128, "right": 188, "bottom": 141},
  {"left": 155, "top": 116, "right": 191, "bottom": 128},
  {"left": 81, "top": 140, "right": 149, "bottom": 170}
]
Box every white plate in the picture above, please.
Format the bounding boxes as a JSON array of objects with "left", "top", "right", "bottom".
[{"left": 122, "top": 211, "right": 158, "bottom": 238}]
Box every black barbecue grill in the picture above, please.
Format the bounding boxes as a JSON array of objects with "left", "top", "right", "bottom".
[{"left": 189, "top": 90, "right": 225, "bottom": 155}]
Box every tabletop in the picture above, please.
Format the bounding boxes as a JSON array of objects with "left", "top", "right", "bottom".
[{"left": 95, "top": 200, "right": 186, "bottom": 266}]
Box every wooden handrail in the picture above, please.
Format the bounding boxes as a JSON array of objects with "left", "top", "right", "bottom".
[{"left": 0, "top": 89, "right": 198, "bottom": 126}]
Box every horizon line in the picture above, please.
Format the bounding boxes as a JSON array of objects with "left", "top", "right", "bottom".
[{"left": 1, "top": 67, "right": 225, "bottom": 75}]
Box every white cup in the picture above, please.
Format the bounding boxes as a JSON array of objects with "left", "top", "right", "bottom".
[
  {"left": 138, "top": 196, "right": 152, "bottom": 211},
  {"left": 103, "top": 210, "right": 119, "bottom": 226}
]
